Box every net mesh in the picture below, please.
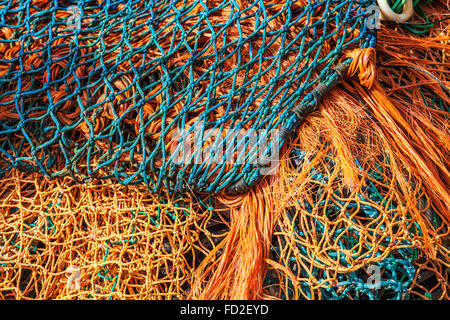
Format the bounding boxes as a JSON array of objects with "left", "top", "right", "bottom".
[
  {"left": 0, "top": 0, "right": 449, "bottom": 300},
  {"left": 267, "top": 122, "right": 449, "bottom": 299},
  {"left": 0, "top": 0, "right": 376, "bottom": 193},
  {"left": 0, "top": 169, "right": 234, "bottom": 299}
]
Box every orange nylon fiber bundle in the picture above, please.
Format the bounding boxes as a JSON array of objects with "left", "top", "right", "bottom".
[{"left": 0, "top": 0, "right": 449, "bottom": 300}]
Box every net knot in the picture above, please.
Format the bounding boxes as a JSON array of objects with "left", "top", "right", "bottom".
[{"left": 346, "top": 47, "right": 377, "bottom": 89}]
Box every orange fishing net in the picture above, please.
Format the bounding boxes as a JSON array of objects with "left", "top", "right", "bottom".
[{"left": 0, "top": 170, "right": 231, "bottom": 299}]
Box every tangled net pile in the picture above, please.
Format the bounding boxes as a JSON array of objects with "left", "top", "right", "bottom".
[{"left": 0, "top": 0, "right": 449, "bottom": 299}]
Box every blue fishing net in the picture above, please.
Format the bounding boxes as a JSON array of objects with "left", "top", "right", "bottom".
[{"left": 0, "top": 0, "right": 377, "bottom": 193}]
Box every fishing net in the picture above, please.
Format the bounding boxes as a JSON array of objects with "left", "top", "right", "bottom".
[
  {"left": 0, "top": 0, "right": 377, "bottom": 193},
  {"left": 0, "top": 170, "right": 229, "bottom": 299},
  {"left": 0, "top": 0, "right": 449, "bottom": 300}
]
